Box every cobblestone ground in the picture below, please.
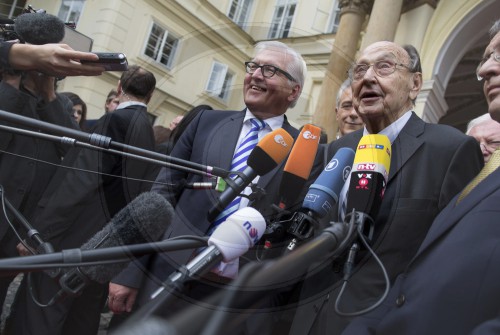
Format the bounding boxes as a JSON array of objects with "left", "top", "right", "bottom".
[{"left": 1, "top": 274, "right": 112, "bottom": 335}]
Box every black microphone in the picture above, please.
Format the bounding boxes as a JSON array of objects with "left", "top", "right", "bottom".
[
  {"left": 207, "top": 128, "right": 294, "bottom": 222},
  {"left": 56, "top": 191, "right": 174, "bottom": 298},
  {"left": 14, "top": 12, "right": 65, "bottom": 44},
  {"left": 345, "top": 134, "right": 391, "bottom": 239},
  {"left": 263, "top": 148, "right": 355, "bottom": 255}
]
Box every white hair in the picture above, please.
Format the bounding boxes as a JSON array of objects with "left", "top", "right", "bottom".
[{"left": 466, "top": 113, "right": 493, "bottom": 134}]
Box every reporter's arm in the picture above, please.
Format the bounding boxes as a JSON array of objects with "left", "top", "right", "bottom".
[{"left": 3, "top": 42, "right": 104, "bottom": 76}]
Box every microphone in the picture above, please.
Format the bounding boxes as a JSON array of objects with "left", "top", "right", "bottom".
[
  {"left": 207, "top": 128, "right": 294, "bottom": 221},
  {"left": 14, "top": 12, "right": 65, "bottom": 44},
  {"left": 278, "top": 124, "right": 321, "bottom": 209},
  {"left": 56, "top": 192, "right": 174, "bottom": 298},
  {"left": 345, "top": 134, "right": 391, "bottom": 238},
  {"left": 302, "top": 147, "right": 356, "bottom": 219},
  {"left": 151, "top": 207, "right": 266, "bottom": 298},
  {"left": 263, "top": 147, "right": 355, "bottom": 256}
]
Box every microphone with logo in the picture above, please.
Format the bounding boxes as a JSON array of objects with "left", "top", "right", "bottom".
[
  {"left": 345, "top": 134, "right": 391, "bottom": 239},
  {"left": 126, "top": 207, "right": 266, "bottom": 323},
  {"left": 277, "top": 124, "right": 322, "bottom": 209},
  {"left": 48, "top": 192, "right": 174, "bottom": 303},
  {"left": 262, "top": 147, "right": 355, "bottom": 257},
  {"left": 207, "top": 128, "right": 294, "bottom": 222}
]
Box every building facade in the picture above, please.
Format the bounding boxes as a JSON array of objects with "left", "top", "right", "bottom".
[{"left": 3, "top": 0, "right": 497, "bottom": 141}]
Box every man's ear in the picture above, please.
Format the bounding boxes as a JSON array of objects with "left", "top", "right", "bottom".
[
  {"left": 288, "top": 84, "right": 301, "bottom": 103},
  {"left": 409, "top": 72, "right": 423, "bottom": 101}
]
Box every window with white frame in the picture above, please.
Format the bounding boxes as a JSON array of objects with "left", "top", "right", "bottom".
[
  {"left": 227, "top": 0, "right": 253, "bottom": 27},
  {"left": 58, "top": 0, "right": 86, "bottom": 25},
  {"left": 268, "top": 0, "right": 297, "bottom": 39},
  {"left": 206, "top": 61, "right": 234, "bottom": 101},
  {"left": 144, "top": 22, "right": 179, "bottom": 68},
  {"left": 327, "top": 0, "right": 341, "bottom": 33}
]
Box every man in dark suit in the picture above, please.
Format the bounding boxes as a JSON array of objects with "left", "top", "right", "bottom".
[
  {"left": 341, "top": 19, "right": 500, "bottom": 335},
  {"left": 9, "top": 65, "right": 158, "bottom": 335},
  {"left": 287, "top": 42, "right": 483, "bottom": 335},
  {"left": 107, "top": 41, "right": 323, "bottom": 322}
]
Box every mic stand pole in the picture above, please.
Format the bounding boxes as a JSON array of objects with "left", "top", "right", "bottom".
[
  {"left": 0, "top": 237, "right": 207, "bottom": 275},
  {"left": 0, "top": 186, "right": 54, "bottom": 254},
  {"left": 0, "top": 110, "right": 230, "bottom": 178}
]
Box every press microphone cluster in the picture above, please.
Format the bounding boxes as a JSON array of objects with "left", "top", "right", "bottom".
[
  {"left": 153, "top": 207, "right": 266, "bottom": 297},
  {"left": 56, "top": 192, "right": 174, "bottom": 299},
  {"left": 263, "top": 147, "right": 355, "bottom": 255},
  {"left": 207, "top": 128, "right": 294, "bottom": 222}
]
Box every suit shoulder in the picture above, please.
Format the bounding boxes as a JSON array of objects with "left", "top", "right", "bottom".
[{"left": 424, "top": 123, "right": 472, "bottom": 143}]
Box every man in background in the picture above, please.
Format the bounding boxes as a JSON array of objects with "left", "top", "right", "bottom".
[
  {"left": 466, "top": 113, "right": 500, "bottom": 163},
  {"left": 335, "top": 78, "right": 363, "bottom": 138}
]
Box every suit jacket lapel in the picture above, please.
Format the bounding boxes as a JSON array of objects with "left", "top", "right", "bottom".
[
  {"left": 414, "top": 167, "right": 500, "bottom": 257},
  {"left": 388, "top": 113, "right": 425, "bottom": 183},
  {"left": 206, "top": 111, "right": 245, "bottom": 171}
]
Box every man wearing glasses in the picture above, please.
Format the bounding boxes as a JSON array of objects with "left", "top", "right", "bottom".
[
  {"left": 107, "top": 41, "right": 323, "bottom": 326},
  {"left": 289, "top": 41, "right": 483, "bottom": 335},
  {"left": 340, "top": 19, "right": 500, "bottom": 335},
  {"left": 467, "top": 113, "right": 500, "bottom": 163}
]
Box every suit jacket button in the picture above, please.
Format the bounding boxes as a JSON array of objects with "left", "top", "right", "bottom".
[{"left": 395, "top": 294, "right": 406, "bottom": 307}]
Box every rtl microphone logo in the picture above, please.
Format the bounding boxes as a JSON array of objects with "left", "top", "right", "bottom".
[{"left": 356, "top": 173, "right": 372, "bottom": 190}]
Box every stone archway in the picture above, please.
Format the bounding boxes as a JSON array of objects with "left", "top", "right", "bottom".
[{"left": 423, "top": 0, "right": 500, "bottom": 132}]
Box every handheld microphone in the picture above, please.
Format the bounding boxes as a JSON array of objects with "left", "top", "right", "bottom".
[
  {"left": 278, "top": 124, "right": 321, "bottom": 209},
  {"left": 56, "top": 192, "right": 174, "bottom": 298},
  {"left": 263, "top": 148, "right": 355, "bottom": 256},
  {"left": 207, "top": 128, "right": 294, "bottom": 222},
  {"left": 14, "top": 12, "right": 65, "bottom": 44},
  {"left": 151, "top": 207, "right": 266, "bottom": 298},
  {"left": 346, "top": 134, "right": 391, "bottom": 239},
  {"left": 302, "top": 147, "right": 356, "bottom": 219}
]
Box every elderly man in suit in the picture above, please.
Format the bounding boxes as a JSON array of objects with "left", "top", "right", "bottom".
[
  {"left": 107, "top": 41, "right": 323, "bottom": 324},
  {"left": 287, "top": 42, "right": 483, "bottom": 335},
  {"left": 341, "top": 18, "right": 500, "bottom": 335}
]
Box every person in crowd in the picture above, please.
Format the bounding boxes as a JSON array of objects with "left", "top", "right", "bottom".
[
  {"left": 106, "top": 41, "right": 324, "bottom": 330},
  {"left": 0, "top": 66, "right": 79, "bottom": 327},
  {"left": 168, "top": 115, "right": 184, "bottom": 131},
  {"left": 105, "top": 89, "right": 120, "bottom": 114},
  {"left": 0, "top": 41, "right": 104, "bottom": 77},
  {"left": 287, "top": 42, "right": 483, "bottom": 335},
  {"left": 8, "top": 65, "right": 158, "bottom": 335},
  {"left": 60, "top": 91, "right": 88, "bottom": 130},
  {"left": 466, "top": 113, "right": 500, "bottom": 163},
  {"left": 335, "top": 78, "right": 364, "bottom": 138},
  {"left": 341, "top": 18, "right": 500, "bottom": 335}
]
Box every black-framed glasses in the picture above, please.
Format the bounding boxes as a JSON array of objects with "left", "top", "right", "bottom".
[
  {"left": 476, "top": 49, "right": 500, "bottom": 81},
  {"left": 245, "top": 61, "right": 296, "bottom": 82},
  {"left": 349, "top": 61, "right": 411, "bottom": 81}
]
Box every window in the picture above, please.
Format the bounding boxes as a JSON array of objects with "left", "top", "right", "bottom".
[
  {"left": 227, "top": 0, "right": 253, "bottom": 27},
  {"left": 0, "top": 0, "right": 27, "bottom": 20},
  {"left": 58, "top": 0, "right": 86, "bottom": 25},
  {"left": 269, "top": 0, "right": 297, "bottom": 39},
  {"left": 327, "top": 0, "right": 341, "bottom": 33},
  {"left": 206, "top": 61, "right": 234, "bottom": 101},
  {"left": 144, "top": 22, "right": 179, "bottom": 68}
]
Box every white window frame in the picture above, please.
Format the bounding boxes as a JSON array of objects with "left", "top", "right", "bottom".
[
  {"left": 206, "top": 61, "right": 233, "bottom": 101},
  {"left": 268, "top": 0, "right": 297, "bottom": 39},
  {"left": 143, "top": 22, "right": 179, "bottom": 69},
  {"left": 327, "top": 0, "right": 341, "bottom": 33},
  {"left": 57, "top": 0, "right": 86, "bottom": 25},
  {"left": 227, "top": 0, "right": 254, "bottom": 27}
]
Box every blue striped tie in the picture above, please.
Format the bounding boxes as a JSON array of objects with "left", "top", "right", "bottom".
[{"left": 210, "top": 118, "right": 266, "bottom": 230}]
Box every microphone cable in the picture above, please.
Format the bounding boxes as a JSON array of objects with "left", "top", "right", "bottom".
[{"left": 333, "top": 210, "right": 390, "bottom": 317}]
